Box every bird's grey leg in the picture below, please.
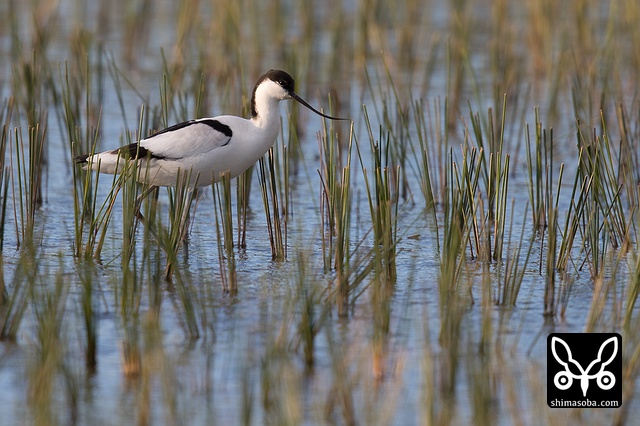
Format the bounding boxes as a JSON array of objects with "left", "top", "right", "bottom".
[
  {"left": 134, "top": 185, "right": 160, "bottom": 240},
  {"left": 181, "top": 187, "right": 203, "bottom": 262}
]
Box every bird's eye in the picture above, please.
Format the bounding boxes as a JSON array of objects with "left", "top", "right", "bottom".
[{"left": 278, "top": 80, "right": 286, "bottom": 86}]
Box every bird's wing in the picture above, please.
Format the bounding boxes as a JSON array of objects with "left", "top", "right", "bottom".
[{"left": 134, "top": 118, "right": 234, "bottom": 160}]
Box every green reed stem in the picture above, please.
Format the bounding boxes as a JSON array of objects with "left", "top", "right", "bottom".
[{"left": 212, "top": 171, "right": 237, "bottom": 294}]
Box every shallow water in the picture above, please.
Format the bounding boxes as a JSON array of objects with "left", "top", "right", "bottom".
[{"left": 0, "top": 0, "right": 639, "bottom": 425}]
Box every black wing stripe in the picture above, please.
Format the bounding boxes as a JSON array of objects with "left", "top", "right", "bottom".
[
  {"left": 200, "top": 119, "right": 233, "bottom": 137},
  {"left": 148, "top": 120, "right": 198, "bottom": 138},
  {"left": 110, "top": 144, "right": 167, "bottom": 160},
  {"left": 147, "top": 119, "right": 233, "bottom": 139}
]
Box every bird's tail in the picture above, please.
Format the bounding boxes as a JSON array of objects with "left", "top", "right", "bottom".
[{"left": 75, "top": 154, "right": 90, "bottom": 165}]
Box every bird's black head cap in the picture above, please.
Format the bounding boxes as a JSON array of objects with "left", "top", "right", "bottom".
[
  {"left": 251, "top": 69, "right": 295, "bottom": 118},
  {"left": 266, "top": 69, "right": 295, "bottom": 93}
]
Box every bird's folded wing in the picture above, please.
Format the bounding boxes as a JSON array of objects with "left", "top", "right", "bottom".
[{"left": 139, "top": 119, "right": 233, "bottom": 160}]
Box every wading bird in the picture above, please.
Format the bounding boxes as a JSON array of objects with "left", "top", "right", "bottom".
[{"left": 75, "top": 69, "right": 349, "bottom": 186}]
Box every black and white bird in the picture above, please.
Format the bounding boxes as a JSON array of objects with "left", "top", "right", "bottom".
[{"left": 75, "top": 69, "right": 348, "bottom": 186}]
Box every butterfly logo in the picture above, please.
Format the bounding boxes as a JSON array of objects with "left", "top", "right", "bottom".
[{"left": 551, "top": 336, "right": 617, "bottom": 397}]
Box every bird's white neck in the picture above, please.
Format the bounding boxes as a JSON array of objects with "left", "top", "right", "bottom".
[{"left": 250, "top": 83, "right": 284, "bottom": 132}]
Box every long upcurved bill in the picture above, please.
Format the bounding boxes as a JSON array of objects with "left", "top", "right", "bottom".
[{"left": 290, "top": 92, "right": 351, "bottom": 121}]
